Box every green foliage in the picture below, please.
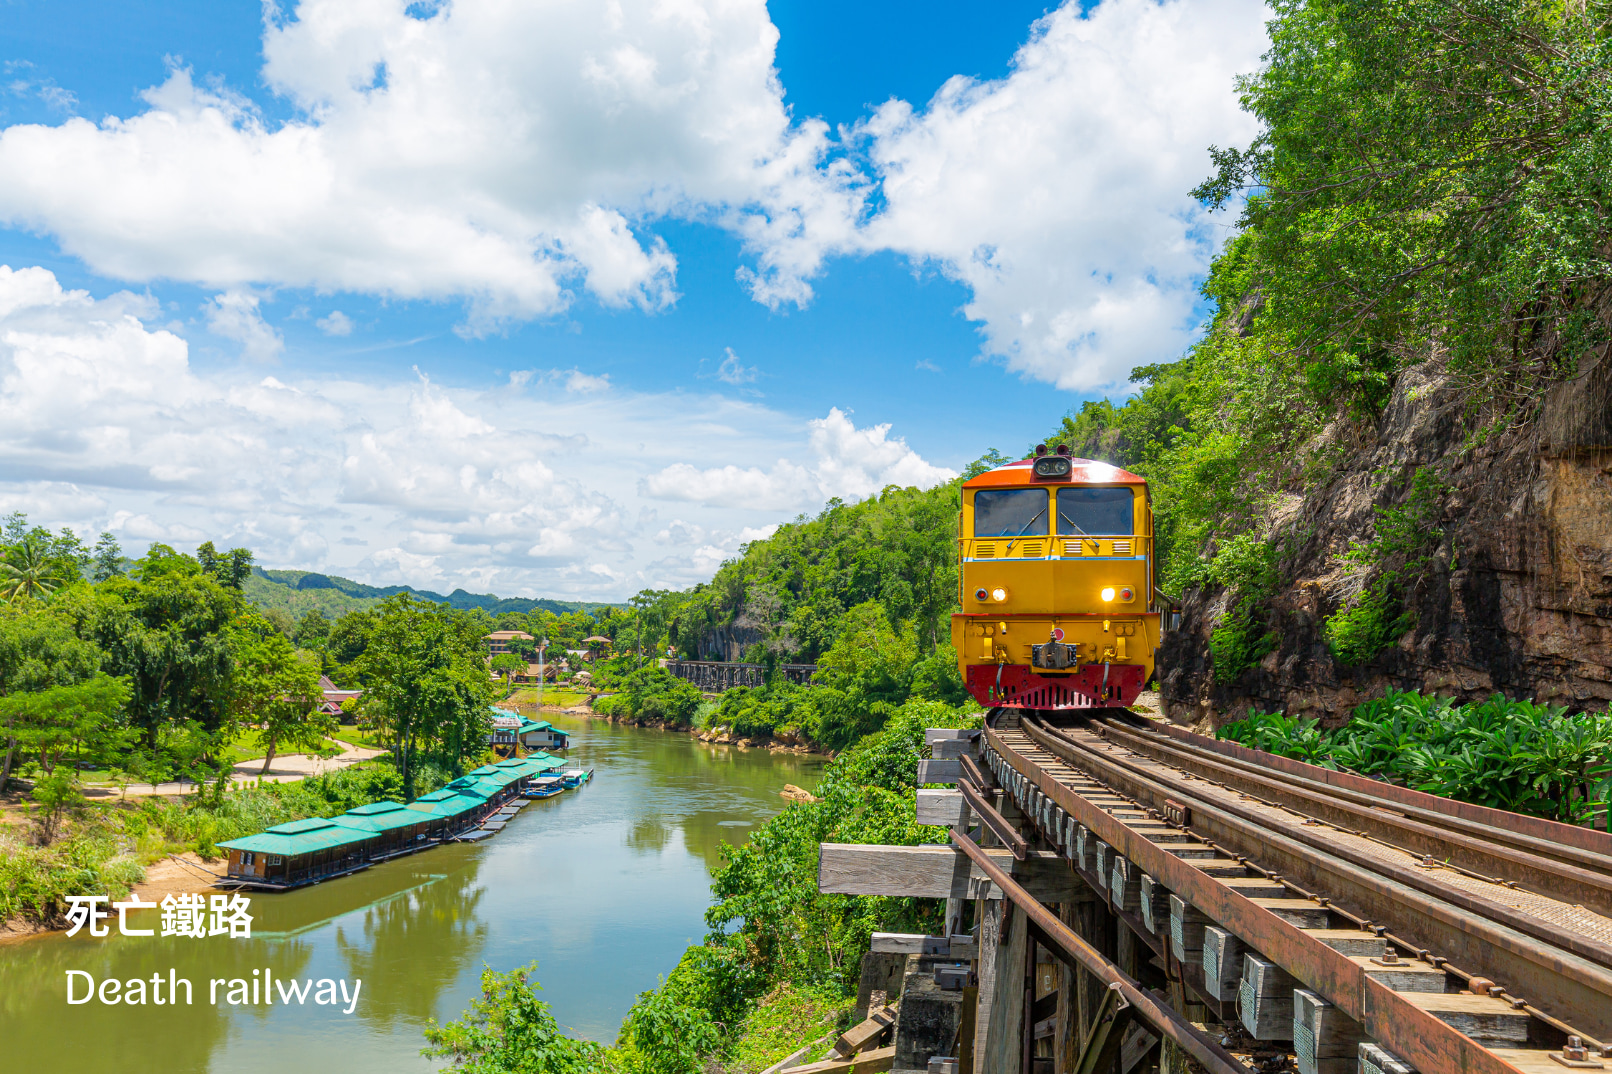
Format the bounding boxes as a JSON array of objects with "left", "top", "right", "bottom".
[
  {"left": 29, "top": 769, "right": 84, "bottom": 845},
  {"left": 725, "top": 985, "right": 853, "bottom": 1073},
  {"left": 1198, "top": 0, "right": 1612, "bottom": 396},
  {"left": 422, "top": 962, "right": 603, "bottom": 1074},
  {"left": 0, "top": 760, "right": 402, "bottom": 924},
  {"left": 1203, "top": 534, "right": 1282, "bottom": 684},
  {"left": 605, "top": 666, "right": 705, "bottom": 728},
  {"left": 614, "top": 976, "right": 727, "bottom": 1074},
  {"left": 1325, "top": 469, "right": 1448, "bottom": 665},
  {"left": 1220, "top": 692, "right": 1612, "bottom": 827},
  {"left": 355, "top": 595, "right": 500, "bottom": 798}
]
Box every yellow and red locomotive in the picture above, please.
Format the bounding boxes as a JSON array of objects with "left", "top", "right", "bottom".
[{"left": 951, "top": 445, "right": 1159, "bottom": 709}]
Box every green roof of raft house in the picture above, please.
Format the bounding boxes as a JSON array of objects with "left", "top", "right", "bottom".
[{"left": 217, "top": 751, "right": 569, "bottom": 889}]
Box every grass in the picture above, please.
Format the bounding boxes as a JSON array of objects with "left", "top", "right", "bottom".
[
  {"left": 503, "top": 686, "right": 590, "bottom": 709},
  {"left": 725, "top": 984, "right": 853, "bottom": 1072},
  {"left": 336, "top": 723, "right": 386, "bottom": 750}
]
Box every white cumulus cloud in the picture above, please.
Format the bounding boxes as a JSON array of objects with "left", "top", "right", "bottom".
[
  {"left": 0, "top": 0, "right": 1264, "bottom": 389},
  {"left": 855, "top": 0, "right": 1265, "bottom": 392},
  {"left": 640, "top": 407, "right": 956, "bottom": 509},
  {"left": 0, "top": 266, "right": 950, "bottom": 598}
]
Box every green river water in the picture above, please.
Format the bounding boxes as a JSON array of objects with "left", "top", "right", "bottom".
[{"left": 0, "top": 713, "right": 823, "bottom": 1072}]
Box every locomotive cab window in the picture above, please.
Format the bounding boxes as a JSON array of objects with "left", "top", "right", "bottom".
[
  {"left": 972, "top": 489, "right": 1049, "bottom": 537},
  {"left": 1056, "top": 487, "right": 1133, "bottom": 535}
]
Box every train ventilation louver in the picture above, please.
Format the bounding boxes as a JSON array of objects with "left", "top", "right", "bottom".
[
  {"left": 974, "top": 543, "right": 996, "bottom": 558},
  {"left": 1114, "top": 540, "right": 1132, "bottom": 554},
  {"left": 1062, "top": 541, "right": 1081, "bottom": 556},
  {"left": 1019, "top": 541, "right": 1045, "bottom": 557}
]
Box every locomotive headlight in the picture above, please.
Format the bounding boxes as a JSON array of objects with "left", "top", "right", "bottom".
[
  {"left": 1100, "top": 587, "right": 1116, "bottom": 602},
  {"left": 1033, "top": 456, "right": 1072, "bottom": 477},
  {"left": 991, "top": 587, "right": 1008, "bottom": 602}
]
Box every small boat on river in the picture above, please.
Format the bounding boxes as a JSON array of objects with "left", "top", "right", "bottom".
[
  {"left": 524, "top": 775, "right": 566, "bottom": 799},
  {"left": 560, "top": 768, "right": 593, "bottom": 789}
]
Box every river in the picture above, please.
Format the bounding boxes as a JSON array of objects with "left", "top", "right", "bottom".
[{"left": 0, "top": 713, "right": 823, "bottom": 1072}]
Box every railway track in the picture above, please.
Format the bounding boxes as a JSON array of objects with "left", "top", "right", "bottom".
[{"left": 977, "top": 709, "right": 1612, "bottom": 1074}]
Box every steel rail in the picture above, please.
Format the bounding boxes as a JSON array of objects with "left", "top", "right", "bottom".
[
  {"left": 960, "top": 778, "right": 1029, "bottom": 859},
  {"left": 1032, "top": 717, "right": 1612, "bottom": 981},
  {"left": 948, "top": 828, "right": 1249, "bottom": 1074},
  {"left": 1093, "top": 715, "right": 1612, "bottom": 903},
  {"left": 1018, "top": 717, "right": 1612, "bottom": 1039},
  {"left": 984, "top": 721, "right": 1568, "bottom": 1074},
  {"left": 1141, "top": 718, "right": 1612, "bottom": 858}
]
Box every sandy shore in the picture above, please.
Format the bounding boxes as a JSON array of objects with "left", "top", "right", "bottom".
[{"left": 82, "top": 738, "right": 388, "bottom": 799}]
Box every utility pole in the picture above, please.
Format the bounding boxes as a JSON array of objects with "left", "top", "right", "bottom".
[{"left": 537, "top": 639, "right": 548, "bottom": 708}]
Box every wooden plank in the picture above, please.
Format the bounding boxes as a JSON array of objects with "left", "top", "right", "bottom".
[
  {"left": 918, "top": 759, "right": 961, "bottom": 785},
  {"left": 926, "top": 728, "right": 979, "bottom": 742},
  {"left": 1294, "top": 989, "right": 1367, "bottom": 1074},
  {"left": 819, "top": 845, "right": 1084, "bottom": 903},
  {"left": 1394, "top": 993, "right": 1531, "bottom": 1043},
  {"left": 1248, "top": 898, "right": 1330, "bottom": 929},
  {"left": 1169, "top": 894, "right": 1208, "bottom": 963},
  {"left": 782, "top": 1043, "right": 895, "bottom": 1074},
  {"left": 931, "top": 739, "right": 973, "bottom": 759},
  {"left": 1346, "top": 955, "right": 1445, "bottom": 993},
  {"left": 869, "top": 933, "right": 978, "bottom": 959},
  {"left": 916, "top": 789, "right": 966, "bottom": 827},
  {"left": 834, "top": 1005, "right": 896, "bottom": 1056},
  {"left": 1139, "top": 874, "right": 1169, "bottom": 935},
  {"left": 1238, "top": 954, "right": 1297, "bottom": 1041},
  {"left": 1202, "top": 927, "right": 1244, "bottom": 1001},
  {"left": 1304, "top": 929, "right": 1386, "bottom": 957},
  {"left": 1111, "top": 856, "right": 1142, "bottom": 912},
  {"left": 1359, "top": 1043, "right": 1416, "bottom": 1074}
]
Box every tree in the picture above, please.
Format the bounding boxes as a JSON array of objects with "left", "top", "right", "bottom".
[
  {"left": 93, "top": 550, "right": 238, "bottom": 749},
  {"left": 295, "top": 609, "right": 332, "bottom": 647},
  {"left": 4, "top": 674, "right": 133, "bottom": 776},
  {"left": 263, "top": 607, "right": 296, "bottom": 638},
  {"left": 421, "top": 962, "right": 601, "bottom": 1074},
  {"left": 31, "top": 770, "right": 83, "bottom": 845},
  {"left": 358, "top": 596, "right": 498, "bottom": 799},
  {"left": 490, "top": 653, "right": 523, "bottom": 683},
  {"left": 0, "top": 605, "right": 103, "bottom": 793},
  {"left": 91, "top": 532, "right": 124, "bottom": 582},
  {"left": 1, "top": 534, "right": 65, "bottom": 603},
  {"left": 228, "top": 615, "right": 331, "bottom": 774},
  {"left": 196, "top": 541, "right": 255, "bottom": 590}
]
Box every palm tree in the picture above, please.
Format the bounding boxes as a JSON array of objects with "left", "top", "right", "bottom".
[{"left": 0, "top": 536, "right": 63, "bottom": 602}]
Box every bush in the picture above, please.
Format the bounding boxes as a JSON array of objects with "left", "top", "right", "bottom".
[
  {"left": 1219, "top": 691, "right": 1612, "bottom": 827},
  {"left": 422, "top": 962, "right": 602, "bottom": 1074}
]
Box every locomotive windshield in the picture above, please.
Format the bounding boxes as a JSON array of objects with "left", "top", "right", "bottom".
[
  {"left": 1056, "top": 487, "right": 1133, "bottom": 535},
  {"left": 973, "top": 489, "right": 1048, "bottom": 537}
]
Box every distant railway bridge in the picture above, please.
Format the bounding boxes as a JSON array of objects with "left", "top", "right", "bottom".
[{"left": 665, "top": 659, "right": 817, "bottom": 692}]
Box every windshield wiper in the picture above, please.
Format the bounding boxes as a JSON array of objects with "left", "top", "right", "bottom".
[
  {"left": 1004, "top": 508, "right": 1047, "bottom": 553},
  {"left": 1059, "top": 510, "right": 1088, "bottom": 536}
]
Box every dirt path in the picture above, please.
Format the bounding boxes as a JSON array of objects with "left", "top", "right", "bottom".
[{"left": 82, "top": 738, "right": 388, "bottom": 799}]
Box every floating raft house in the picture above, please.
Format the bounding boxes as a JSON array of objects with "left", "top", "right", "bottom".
[{"left": 219, "top": 752, "right": 569, "bottom": 890}]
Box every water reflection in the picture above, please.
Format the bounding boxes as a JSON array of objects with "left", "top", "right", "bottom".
[
  {"left": 338, "top": 868, "right": 488, "bottom": 1031},
  {"left": 1, "top": 712, "right": 822, "bottom": 1071}
]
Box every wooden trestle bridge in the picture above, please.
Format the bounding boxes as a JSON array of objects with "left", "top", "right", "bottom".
[{"left": 814, "top": 710, "right": 1612, "bottom": 1074}]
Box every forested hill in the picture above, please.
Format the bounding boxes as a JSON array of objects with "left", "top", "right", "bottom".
[{"left": 244, "top": 567, "right": 620, "bottom": 619}]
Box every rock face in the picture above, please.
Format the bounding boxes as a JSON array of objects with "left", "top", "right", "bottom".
[{"left": 1158, "top": 355, "right": 1612, "bottom": 725}]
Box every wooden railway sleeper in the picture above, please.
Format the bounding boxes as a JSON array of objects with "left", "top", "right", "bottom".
[
  {"left": 1088, "top": 718, "right": 1612, "bottom": 916},
  {"left": 983, "top": 725, "right": 1612, "bottom": 1074},
  {"left": 1027, "top": 719, "right": 1612, "bottom": 999}
]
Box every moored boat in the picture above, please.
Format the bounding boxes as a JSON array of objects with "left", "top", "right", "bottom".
[
  {"left": 524, "top": 774, "right": 566, "bottom": 798},
  {"left": 560, "top": 767, "right": 593, "bottom": 788}
]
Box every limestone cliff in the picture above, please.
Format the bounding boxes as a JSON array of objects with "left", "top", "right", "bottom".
[{"left": 1158, "top": 354, "right": 1612, "bottom": 724}]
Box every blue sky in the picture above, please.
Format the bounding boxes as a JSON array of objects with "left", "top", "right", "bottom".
[{"left": 0, "top": 0, "right": 1266, "bottom": 599}]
